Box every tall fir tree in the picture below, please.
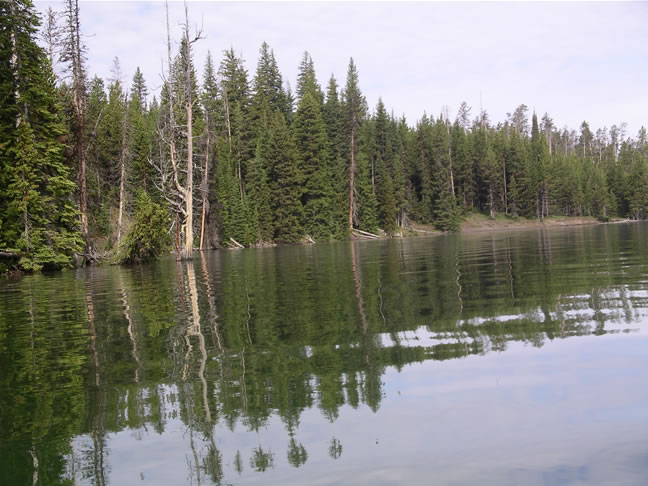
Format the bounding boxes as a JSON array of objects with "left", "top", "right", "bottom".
[
  {"left": 322, "top": 75, "right": 349, "bottom": 238},
  {"left": 264, "top": 111, "right": 304, "bottom": 243},
  {"left": 0, "top": 0, "right": 82, "bottom": 270}
]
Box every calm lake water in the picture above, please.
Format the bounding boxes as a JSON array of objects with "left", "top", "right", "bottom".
[{"left": 2, "top": 222, "right": 648, "bottom": 486}]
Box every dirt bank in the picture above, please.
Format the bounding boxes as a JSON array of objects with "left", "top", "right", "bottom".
[{"left": 407, "top": 214, "right": 629, "bottom": 237}]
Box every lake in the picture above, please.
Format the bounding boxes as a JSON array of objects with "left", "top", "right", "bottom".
[{"left": 1, "top": 222, "right": 648, "bottom": 486}]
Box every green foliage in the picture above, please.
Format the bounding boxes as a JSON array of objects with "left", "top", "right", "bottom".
[
  {"left": 4, "top": 8, "right": 648, "bottom": 266},
  {"left": 115, "top": 192, "right": 170, "bottom": 263},
  {"left": 264, "top": 111, "right": 304, "bottom": 243},
  {"left": 293, "top": 89, "right": 334, "bottom": 239},
  {"left": 434, "top": 186, "right": 462, "bottom": 232},
  {"left": 0, "top": 0, "right": 82, "bottom": 271}
]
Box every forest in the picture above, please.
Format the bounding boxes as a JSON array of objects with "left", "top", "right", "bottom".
[{"left": 1, "top": 0, "right": 647, "bottom": 272}]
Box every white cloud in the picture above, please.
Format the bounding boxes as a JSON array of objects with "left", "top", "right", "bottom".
[{"left": 35, "top": 1, "right": 648, "bottom": 135}]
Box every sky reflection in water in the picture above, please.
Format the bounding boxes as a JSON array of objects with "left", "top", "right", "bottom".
[{"left": 1, "top": 222, "right": 648, "bottom": 485}]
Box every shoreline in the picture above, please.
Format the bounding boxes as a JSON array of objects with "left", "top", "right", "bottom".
[
  {"left": 0, "top": 216, "right": 640, "bottom": 276},
  {"left": 405, "top": 215, "right": 635, "bottom": 238}
]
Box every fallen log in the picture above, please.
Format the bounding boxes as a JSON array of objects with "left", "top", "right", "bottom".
[
  {"left": 352, "top": 228, "right": 380, "bottom": 239},
  {"left": 0, "top": 250, "right": 20, "bottom": 259},
  {"left": 229, "top": 238, "right": 245, "bottom": 249}
]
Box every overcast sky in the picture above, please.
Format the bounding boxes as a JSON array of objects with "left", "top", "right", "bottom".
[{"left": 35, "top": 1, "right": 648, "bottom": 136}]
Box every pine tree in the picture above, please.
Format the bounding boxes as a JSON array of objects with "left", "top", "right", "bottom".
[
  {"left": 128, "top": 68, "right": 155, "bottom": 194},
  {"left": 131, "top": 66, "right": 148, "bottom": 108},
  {"left": 530, "top": 112, "right": 550, "bottom": 219},
  {"left": 101, "top": 63, "right": 129, "bottom": 244},
  {"left": 413, "top": 115, "right": 434, "bottom": 222},
  {"left": 218, "top": 48, "right": 252, "bottom": 198},
  {"left": 355, "top": 150, "right": 378, "bottom": 232},
  {"left": 246, "top": 125, "right": 273, "bottom": 243},
  {"left": 371, "top": 99, "right": 397, "bottom": 233},
  {"left": 295, "top": 51, "right": 322, "bottom": 104},
  {"left": 322, "top": 75, "right": 349, "bottom": 239},
  {"left": 200, "top": 51, "right": 219, "bottom": 249},
  {"left": 250, "top": 42, "right": 287, "bottom": 133},
  {"left": 627, "top": 153, "right": 648, "bottom": 220},
  {"left": 293, "top": 65, "right": 333, "bottom": 239},
  {"left": 265, "top": 111, "right": 304, "bottom": 243},
  {"left": 342, "top": 58, "right": 368, "bottom": 231},
  {"left": 0, "top": 0, "right": 82, "bottom": 270},
  {"left": 61, "top": 0, "right": 88, "bottom": 246},
  {"left": 392, "top": 117, "right": 410, "bottom": 228}
]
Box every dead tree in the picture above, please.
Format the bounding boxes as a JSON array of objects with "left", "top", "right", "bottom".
[
  {"left": 153, "top": 1, "right": 203, "bottom": 259},
  {"left": 62, "top": 0, "right": 88, "bottom": 248}
]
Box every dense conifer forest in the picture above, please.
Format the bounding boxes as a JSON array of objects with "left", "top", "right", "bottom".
[{"left": 1, "top": 0, "right": 647, "bottom": 272}]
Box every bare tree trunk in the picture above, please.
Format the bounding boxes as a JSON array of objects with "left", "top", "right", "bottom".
[
  {"left": 42, "top": 8, "right": 61, "bottom": 72},
  {"left": 199, "top": 111, "right": 209, "bottom": 250},
  {"left": 489, "top": 182, "right": 495, "bottom": 220},
  {"left": 184, "top": 66, "right": 194, "bottom": 259},
  {"left": 447, "top": 121, "right": 455, "bottom": 198},
  {"left": 165, "top": 0, "right": 185, "bottom": 260},
  {"left": 222, "top": 87, "right": 232, "bottom": 151},
  {"left": 222, "top": 87, "right": 243, "bottom": 202},
  {"left": 348, "top": 128, "right": 356, "bottom": 231},
  {"left": 9, "top": 1, "right": 23, "bottom": 126},
  {"left": 503, "top": 158, "right": 508, "bottom": 214},
  {"left": 66, "top": 0, "right": 88, "bottom": 246},
  {"left": 117, "top": 99, "right": 127, "bottom": 243},
  {"left": 181, "top": 4, "right": 202, "bottom": 260},
  {"left": 175, "top": 213, "right": 181, "bottom": 262}
]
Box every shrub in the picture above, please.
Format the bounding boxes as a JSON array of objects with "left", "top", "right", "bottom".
[{"left": 115, "top": 193, "right": 170, "bottom": 264}]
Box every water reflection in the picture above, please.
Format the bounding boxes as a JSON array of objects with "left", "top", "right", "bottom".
[{"left": 1, "top": 223, "right": 648, "bottom": 485}]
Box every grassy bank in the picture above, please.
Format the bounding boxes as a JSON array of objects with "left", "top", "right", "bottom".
[{"left": 405, "top": 213, "right": 625, "bottom": 238}]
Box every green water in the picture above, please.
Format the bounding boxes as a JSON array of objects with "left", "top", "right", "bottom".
[{"left": 2, "top": 222, "right": 648, "bottom": 485}]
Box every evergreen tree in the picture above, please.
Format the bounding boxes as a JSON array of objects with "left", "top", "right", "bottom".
[
  {"left": 131, "top": 66, "right": 148, "bottom": 108},
  {"left": 246, "top": 122, "right": 273, "bottom": 243},
  {"left": 392, "top": 117, "right": 410, "bottom": 228},
  {"left": 372, "top": 99, "right": 397, "bottom": 233},
  {"left": 342, "top": 58, "right": 370, "bottom": 231},
  {"left": 355, "top": 151, "right": 378, "bottom": 232},
  {"left": 250, "top": 42, "right": 287, "bottom": 132},
  {"left": 0, "top": 0, "right": 82, "bottom": 270},
  {"left": 128, "top": 68, "right": 155, "bottom": 194},
  {"left": 322, "top": 75, "right": 349, "bottom": 238},
  {"left": 265, "top": 111, "right": 304, "bottom": 243},
  {"left": 295, "top": 51, "right": 322, "bottom": 104},
  {"left": 530, "top": 112, "right": 550, "bottom": 219},
  {"left": 413, "top": 115, "right": 434, "bottom": 222},
  {"left": 627, "top": 152, "right": 648, "bottom": 220},
  {"left": 218, "top": 48, "right": 252, "bottom": 199},
  {"left": 293, "top": 89, "right": 333, "bottom": 239}
]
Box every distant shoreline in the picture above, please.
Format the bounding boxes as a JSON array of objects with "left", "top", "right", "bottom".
[{"left": 405, "top": 214, "right": 635, "bottom": 238}]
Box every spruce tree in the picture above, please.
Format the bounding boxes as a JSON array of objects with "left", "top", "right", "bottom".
[
  {"left": 342, "top": 58, "right": 368, "bottom": 231},
  {"left": 413, "top": 115, "right": 434, "bottom": 222},
  {"left": 128, "top": 68, "right": 155, "bottom": 194},
  {"left": 372, "top": 99, "right": 397, "bottom": 233},
  {"left": 0, "top": 0, "right": 82, "bottom": 270},
  {"left": 246, "top": 125, "right": 273, "bottom": 243},
  {"left": 392, "top": 117, "right": 410, "bottom": 228},
  {"left": 293, "top": 83, "right": 333, "bottom": 239},
  {"left": 295, "top": 51, "right": 322, "bottom": 104},
  {"left": 265, "top": 111, "right": 304, "bottom": 243},
  {"left": 627, "top": 153, "right": 648, "bottom": 220},
  {"left": 250, "top": 42, "right": 287, "bottom": 132},
  {"left": 322, "top": 75, "right": 349, "bottom": 239}
]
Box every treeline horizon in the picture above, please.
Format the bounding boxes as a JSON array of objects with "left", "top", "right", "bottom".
[{"left": 1, "top": 0, "right": 647, "bottom": 271}]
